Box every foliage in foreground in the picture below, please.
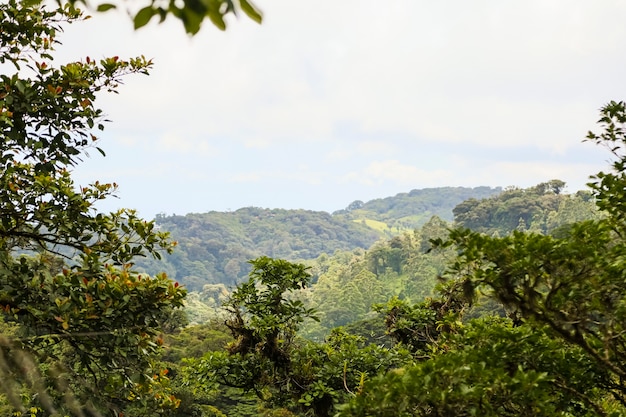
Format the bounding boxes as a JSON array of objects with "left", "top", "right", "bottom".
[
  {"left": 0, "top": 1, "right": 185, "bottom": 414},
  {"left": 66, "top": 0, "right": 263, "bottom": 34},
  {"left": 339, "top": 102, "right": 626, "bottom": 415},
  {"left": 177, "top": 103, "right": 626, "bottom": 416},
  {"left": 183, "top": 257, "right": 410, "bottom": 417}
]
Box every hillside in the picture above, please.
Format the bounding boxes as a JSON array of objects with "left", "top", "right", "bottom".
[
  {"left": 179, "top": 181, "right": 605, "bottom": 330},
  {"left": 334, "top": 186, "right": 502, "bottom": 232},
  {"left": 134, "top": 186, "right": 502, "bottom": 290}
]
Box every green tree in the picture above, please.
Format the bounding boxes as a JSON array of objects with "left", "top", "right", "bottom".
[
  {"left": 0, "top": 1, "right": 186, "bottom": 414},
  {"left": 339, "top": 102, "right": 626, "bottom": 416},
  {"left": 184, "top": 257, "right": 409, "bottom": 417},
  {"left": 441, "top": 103, "right": 626, "bottom": 398},
  {"left": 340, "top": 318, "right": 611, "bottom": 417}
]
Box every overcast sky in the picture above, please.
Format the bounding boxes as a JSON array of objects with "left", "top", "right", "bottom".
[{"left": 56, "top": 1, "right": 626, "bottom": 219}]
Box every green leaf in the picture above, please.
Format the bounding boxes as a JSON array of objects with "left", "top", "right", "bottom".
[
  {"left": 177, "top": 6, "right": 204, "bottom": 34},
  {"left": 134, "top": 6, "right": 156, "bottom": 30},
  {"left": 239, "top": 0, "right": 262, "bottom": 24},
  {"left": 206, "top": 9, "right": 226, "bottom": 31},
  {"left": 96, "top": 3, "right": 116, "bottom": 12}
]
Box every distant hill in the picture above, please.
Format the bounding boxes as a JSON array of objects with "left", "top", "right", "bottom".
[
  {"left": 167, "top": 181, "right": 604, "bottom": 330},
  {"left": 453, "top": 181, "right": 602, "bottom": 235},
  {"left": 135, "top": 186, "right": 503, "bottom": 290},
  {"left": 333, "top": 186, "right": 502, "bottom": 233}
]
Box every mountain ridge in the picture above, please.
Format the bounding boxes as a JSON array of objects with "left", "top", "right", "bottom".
[{"left": 136, "top": 186, "right": 503, "bottom": 290}]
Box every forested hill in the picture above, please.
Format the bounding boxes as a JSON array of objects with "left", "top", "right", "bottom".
[
  {"left": 453, "top": 180, "right": 601, "bottom": 235},
  {"left": 333, "top": 186, "right": 502, "bottom": 230},
  {"left": 145, "top": 208, "right": 380, "bottom": 290},
  {"left": 136, "top": 186, "right": 502, "bottom": 290},
  {"left": 179, "top": 181, "right": 604, "bottom": 331}
]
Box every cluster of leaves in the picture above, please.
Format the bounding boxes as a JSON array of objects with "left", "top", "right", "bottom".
[
  {"left": 65, "top": 0, "right": 263, "bottom": 34},
  {"left": 439, "top": 102, "right": 626, "bottom": 406},
  {"left": 0, "top": 1, "right": 186, "bottom": 414},
  {"left": 339, "top": 317, "right": 612, "bottom": 417}
]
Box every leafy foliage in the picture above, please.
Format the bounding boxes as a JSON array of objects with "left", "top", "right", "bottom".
[
  {"left": 185, "top": 258, "right": 410, "bottom": 417},
  {"left": 442, "top": 103, "right": 626, "bottom": 402},
  {"left": 0, "top": 1, "right": 186, "bottom": 414},
  {"left": 339, "top": 318, "right": 612, "bottom": 417},
  {"left": 349, "top": 101, "right": 626, "bottom": 416},
  {"left": 65, "top": 0, "right": 263, "bottom": 34}
]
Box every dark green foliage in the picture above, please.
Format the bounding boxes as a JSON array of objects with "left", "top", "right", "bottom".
[
  {"left": 0, "top": 2, "right": 186, "bottom": 414},
  {"left": 350, "top": 101, "right": 626, "bottom": 416},
  {"left": 339, "top": 318, "right": 611, "bottom": 417},
  {"left": 223, "top": 257, "right": 317, "bottom": 358},
  {"left": 373, "top": 293, "right": 466, "bottom": 355},
  {"left": 184, "top": 258, "right": 410, "bottom": 417},
  {"left": 453, "top": 181, "right": 602, "bottom": 235},
  {"left": 334, "top": 103, "right": 626, "bottom": 416},
  {"left": 139, "top": 208, "right": 383, "bottom": 290},
  {"left": 441, "top": 220, "right": 626, "bottom": 404}
]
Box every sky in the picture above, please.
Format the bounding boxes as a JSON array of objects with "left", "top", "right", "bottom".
[{"left": 54, "top": 1, "right": 626, "bottom": 220}]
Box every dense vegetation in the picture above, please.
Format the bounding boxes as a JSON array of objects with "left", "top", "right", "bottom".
[
  {"left": 167, "top": 181, "right": 601, "bottom": 330},
  {"left": 165, "top": 102, "right": 626, "bottom": 416},
  {"left": 135, "top": 186, "right": 502, "bottom": 291},
  {"left": 454, "top": 179, "right": 601, "bottom": 235},
  {"left": 3, "top": 1, "right": 626, "bottom": 416},
  {"left": 334, "top": 185, "right": 501, "bottom": 229},
  {"left": 0, "top": 2, "right": 186, "bottom": 415}
]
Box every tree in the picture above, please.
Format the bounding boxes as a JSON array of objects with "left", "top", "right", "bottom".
[
  {"left": 346, "top": 200, "right": 364, "bottom": 211},
  {"left": 533, "top": 179, "right": 566, "bottom": 195},
  {"left": 337, "top": 102, "right": 626, "bottom": 416},
  {"left": 0, "top": 1, "right": 186, "bottom": 414},
  {"left": 65, "top": 0, "right": 263, "bottom": 34},
  {"left": 184, "top": 257, "right": 409, "bottom": 417},
  {"left": 339, "top": 317, "right": 612, "bottom": 417},
  {"left": 397, "top": 101, "right": 626, "bottom": 414},
  {"left": 442, "top": 102, "right": 626, "bottom": 397}
]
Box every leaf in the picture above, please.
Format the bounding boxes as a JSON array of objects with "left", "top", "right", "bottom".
[
  {"left": 183, "top": 8, "right": 206, "bottom": 34},
  {"left": 96, "top": 3, "right": 116, "bottom": 12},
  {"left": 134, "top": 6, "right": 156, "bottom": 30},
  {"left": 239, "top": 0, "right": 262, "bottom": 24}
]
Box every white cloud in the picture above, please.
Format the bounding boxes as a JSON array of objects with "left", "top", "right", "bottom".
[
  {"left": 157, "top": 132, "right": 218, "bottom": 155},
  {"left": 356, "top": 141, "right": 396, "bottom": 155},
  {"left": 50, "top": 1, "right": 626, "bottom": 218},
  {"left": 325, "top": 147, "right": 352, "bottom": 162},
  {"left": 63, "top": 1, "right": 626, "bottom": 153},
  {"left": 230, "top": 172, "right": 263, "bottom": 183},
  {"left": 342, "top": 160, "right": 454, "bottom": 186}
]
